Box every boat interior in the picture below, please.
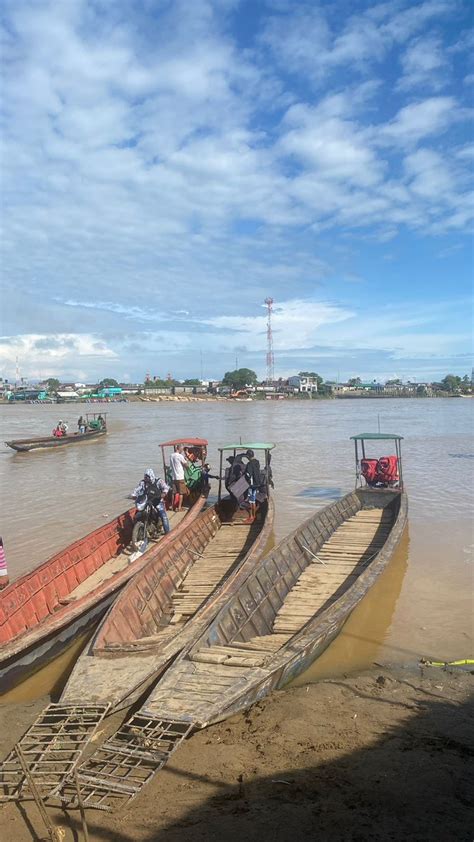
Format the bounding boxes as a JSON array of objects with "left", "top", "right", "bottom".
[
  {"left": 65, "top": 489, "right": 402, "bottom": 814},
  {"left": 93, "top": 499, "right": 267, "bottom": 656},
  {"left": 144, "top": 489, "right": 400, "bottom": 721},
  {"left": 0, "top": 511, "right": 136, "bottom": 646}
]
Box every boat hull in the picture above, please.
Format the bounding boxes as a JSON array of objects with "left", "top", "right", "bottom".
[
  {"left": 0, "top": 591, "right": 113, "bottom": 696},
  {"left": 60, "top": 497, "right": 274, "bottom": 711},
  {"left": 143, "top": 487, "right": 408, "bottom": 729},
  {"left": 0, "top": 496, "right": 208, "bottom": 696},
  {"left": 5, "top": 430, "right": 107, "bottom": 451}
]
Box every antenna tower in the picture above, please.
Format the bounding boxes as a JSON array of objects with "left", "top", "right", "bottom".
[{"left": 264, "top": 297, "right": 274, "bottom": 384}]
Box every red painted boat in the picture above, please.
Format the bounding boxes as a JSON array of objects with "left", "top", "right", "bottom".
[{"left": 0, "top": 438, "right": 209, "bottom": 695}]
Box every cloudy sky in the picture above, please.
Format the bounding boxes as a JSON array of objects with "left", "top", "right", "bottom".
[{"left": 1, "top": 0, "right": 473, "bottom": 384}]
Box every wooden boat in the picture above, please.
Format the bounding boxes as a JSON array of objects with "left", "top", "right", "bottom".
[
  {"left": 61, "top": 433, "right": 407, "bottom": 812},
  {"left": 0, "top": 443, "right": 275, "bottom": 803},
  {"left": 5, "top": 429, "right": 106, "bottom": 452},
  {"left": 5, "top": 413, "right": 108, "bottom": 452},
  {"left": 0, "top": 438, "right": 209, "bottom": 695}
]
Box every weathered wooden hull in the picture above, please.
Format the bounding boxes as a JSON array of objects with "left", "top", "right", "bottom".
[
  {"left": 0, "top": 593, "right": 112, "bottom": 695},
  {"left": 60, "top": 496, "right": 274, "bottom": 712},
  {"left": 46, "top": 488, "right": 408, "bottom": 813},
  {"left": 0, "top": 498, "right": 274, "bottom": 806},
  {"left": 0, "top": 495, "right": 207, "bottom": 696},
  {"left": 5, "top": 430, "right": 107, "bottom": 451},
  {"left": 143, "top": 487, "right": 408, "bottom": 728}
]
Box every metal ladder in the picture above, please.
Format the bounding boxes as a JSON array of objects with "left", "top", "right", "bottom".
[
  {"left": 0, "top": 702, "right": 110, "bottom": 802},
  {"left": 60, "top": 713, "right": 194, "bottom": 811}
]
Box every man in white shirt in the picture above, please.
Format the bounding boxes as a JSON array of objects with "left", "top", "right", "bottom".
[{"left": 169, "top": 444, "right": 188, "bottom": 511}]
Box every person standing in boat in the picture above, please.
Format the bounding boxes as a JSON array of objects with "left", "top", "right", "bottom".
[
  {"left": 170, "top": 443, "right": 189, "bottom": 512},
  {"left": 77, "top": 415, "right": 86, "bottom": 434},
  {"left": 244, "top": 449, "right": 261, "bottom": 523}
]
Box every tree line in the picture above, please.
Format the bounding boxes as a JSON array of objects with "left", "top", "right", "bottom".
[{"left": 41, "top": 371, "right": 472, "bottom": 394}]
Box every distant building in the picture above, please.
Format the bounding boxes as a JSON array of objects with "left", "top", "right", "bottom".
[
  {"left": 97, "top": 387, "right": 123, "bottom": 397},
  {"left": 288, "top": 375, "right": 318, "bottom": 393},
  {"left": 56, "top": 390, "right": 80, "bottom": 401}
]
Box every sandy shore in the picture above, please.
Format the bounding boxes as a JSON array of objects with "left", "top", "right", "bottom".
[{"left": 0, "top": 665, "right": 472, "bottom": 841}]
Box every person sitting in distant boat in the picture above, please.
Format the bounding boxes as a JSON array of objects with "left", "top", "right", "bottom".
[
  {"left": 59, "top": 420, "right": 68, "bottom": 435},
  {"left": 52, "top": 421, "right": 67, "bottom": 437},
  {"left": 97, "top": 414, "right": 105, "bottom": 430}
]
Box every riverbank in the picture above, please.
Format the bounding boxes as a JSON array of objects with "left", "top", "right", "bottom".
[{"left": 1, "top": 665, "right": 472, "bottom": 841}]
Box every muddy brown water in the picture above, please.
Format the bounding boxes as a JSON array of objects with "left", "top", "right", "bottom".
[{"left": 0, "top": 398, "right": 472, "bottom": 700}]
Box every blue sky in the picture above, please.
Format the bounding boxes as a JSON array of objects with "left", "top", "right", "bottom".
[{"left": 1, "top": 0, "right": 473, "bottom": 383}]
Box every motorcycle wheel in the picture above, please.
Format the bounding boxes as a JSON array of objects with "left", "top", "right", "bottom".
[
  {"left": 131, "top": 520, "right": 148, "bottom": 553},
  {"left": 148, "top": 520, "right": 161, "bottom": 539}
]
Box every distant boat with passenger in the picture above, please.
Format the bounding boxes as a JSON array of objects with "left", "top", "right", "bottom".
[{"left": 5, "top": 413, "right": 107, "bottom": 452}]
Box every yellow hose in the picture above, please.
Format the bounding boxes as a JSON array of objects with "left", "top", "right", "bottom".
[{"left": 421, "top": 658, "right": 474, "bottom": 668}]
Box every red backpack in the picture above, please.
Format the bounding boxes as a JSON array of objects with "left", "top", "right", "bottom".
[
  {"left": 376, "top": 456, "right": 399, "bottom": 485},
  {"left": 361, "top": 458, "right": 378, "bottom": 485}
]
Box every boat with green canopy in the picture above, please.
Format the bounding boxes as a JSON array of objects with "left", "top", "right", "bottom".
[
  {"left": 53, "top": 433, "right": 407, "bottom": 813},
  {"left": 0, "top": 443, "right": 276, "bottom": 804}
]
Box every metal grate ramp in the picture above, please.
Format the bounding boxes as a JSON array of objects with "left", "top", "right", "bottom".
[
  {"left": 62, "top": 714, "right": 194, "bottom": 811},
  {"left": 0, "top": 703, "right": 109, "bottom": 802}
]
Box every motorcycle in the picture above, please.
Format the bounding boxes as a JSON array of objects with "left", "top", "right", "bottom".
[{"left": 131, "top": 481, "right": 169, "bottom": 552}]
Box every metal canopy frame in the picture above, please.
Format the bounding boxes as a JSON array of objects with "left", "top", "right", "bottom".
[
  {"left": 160, "top": 439, "right": 208, "bottom": 478},
  {"left": 351, "top": 433, "right": 404, "bottom": 491},
  {"left": 217, "top": 443, "right": 275, "bottom": 502}
]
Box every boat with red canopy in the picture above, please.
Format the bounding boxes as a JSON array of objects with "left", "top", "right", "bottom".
[{"left": 0, "top": 437, "right": 209, "bottom": 695}]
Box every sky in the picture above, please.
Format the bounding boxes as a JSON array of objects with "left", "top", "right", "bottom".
[{"left": 1, "top": 0, "right": 473, "bottom": 384}]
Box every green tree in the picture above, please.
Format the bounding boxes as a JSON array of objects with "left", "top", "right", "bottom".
[
  {"left": 386, "top": 378, "right": 402, "bottom": 385},
  {"left": 183, "top": 378, "right": 200, "bottom": 386},
  {"left": 440, "top": 374, "right": 461, "bottom": 392},
  {"left": 145, "top": 378, "right": 171, "bottom": 389},
  {"left": 45, "top": 378, "right": 60, "bottom": 391},
  {"left": 348, "top": 377, "right": 362, "bottom": 386},
  {"left": 222, "top": 368, "right": 258, "bottom": 389},
  {"left": 461, "top": 374, "right": 471, "bottom": 393},
  {"left": 98, "top": 378, "right": 119, "bottom": 388}
]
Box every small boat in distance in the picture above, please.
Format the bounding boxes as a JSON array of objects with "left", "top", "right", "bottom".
[
  {"left": 64, "top": 433, "right": 407, "bottom": 812},
  {"left": 5, "top": 413, "right": 107, "bottom": 452}
]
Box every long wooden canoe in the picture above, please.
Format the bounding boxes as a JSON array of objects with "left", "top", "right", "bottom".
[
  {"left": 0, "top": 496, "right": 274, "bottom": 803},
  {"left": 0, "top": 496, "right": 207, "bottom": 696},
  {"left": 5, "top": 429, "right": 106, "bottom": 452},
  {"left": 65, "top": 486, "right": 407, "bottom": 811}
]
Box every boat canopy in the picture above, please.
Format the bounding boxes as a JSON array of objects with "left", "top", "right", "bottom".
[
  {"left": 160, "top": 438, "right": 208, "bottom": 447},
  {"left": 351, "top": 433, "right": 403, "bottom": 441},
  {"left": 351, "top": 433, "right": 404, "bottom": 491},
  {"left": 219, "top": 442, "right": 275, "bottom": 451}
]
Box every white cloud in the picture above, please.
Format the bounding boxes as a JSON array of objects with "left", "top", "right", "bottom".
[
  {"left": 0, "top": 333, "right": 118, "bottom": 377},
  {"left": 203, "top": 298, "right": 355, "bottom": 351},
  {"left": 381, "top": 96, "right": 458, "bottom": 143},
  {"left": 397, "top": 34, "right": 449, "bottom": 90},
  {"left": 0, "top": 0, "right": 472, "bottom": 383}
]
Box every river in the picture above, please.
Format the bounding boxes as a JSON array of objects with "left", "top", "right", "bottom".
[{"left": 0, "top": 398, "right": 472, "bottom": 696}]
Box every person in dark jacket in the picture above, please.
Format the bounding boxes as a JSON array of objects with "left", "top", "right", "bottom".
[{"left": 244, "top": 449, "right": 261, "bottom": 523}]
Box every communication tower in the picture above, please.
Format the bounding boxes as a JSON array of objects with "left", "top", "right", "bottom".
[{"left": 264, "top": 297, "right": 274, "bottom": 384}]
